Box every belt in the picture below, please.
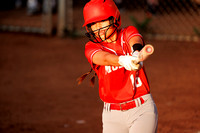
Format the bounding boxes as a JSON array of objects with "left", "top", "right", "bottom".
[{"left": 104, "top": 97, "right": 145, "bottom": 111}]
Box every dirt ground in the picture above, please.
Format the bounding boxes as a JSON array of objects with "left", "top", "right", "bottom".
[{"left": 0, "top": 31, "right": 200, "bottom": 133}]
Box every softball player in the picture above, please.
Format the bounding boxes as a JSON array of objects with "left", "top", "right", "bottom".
[{"left": 81, "top": 0, "right": 158, "bottom": 132}]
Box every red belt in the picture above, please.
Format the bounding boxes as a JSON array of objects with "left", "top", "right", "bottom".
[{"left": 109, "top": 97, "right": 145, "bottom": 111}]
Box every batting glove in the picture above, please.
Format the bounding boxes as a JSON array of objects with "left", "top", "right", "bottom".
[
  {"left": 132, "top": 51, "right": 140, "bottom": 63},
  {"left": 118, "top": 55, "right": 139, "bottom": 71}
]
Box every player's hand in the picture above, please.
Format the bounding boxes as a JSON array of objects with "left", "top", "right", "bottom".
[{"left": 118, "top": 55, "right": 140, "bottom": 71}]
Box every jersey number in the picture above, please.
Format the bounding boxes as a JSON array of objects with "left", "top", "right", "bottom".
[{"left": 130, "top": 74, "right": 142, "bottom": 90}]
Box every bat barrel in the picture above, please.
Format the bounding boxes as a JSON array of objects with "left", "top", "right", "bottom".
[{"left": 145, "top": 45, "right": 154, "bottom": 54}]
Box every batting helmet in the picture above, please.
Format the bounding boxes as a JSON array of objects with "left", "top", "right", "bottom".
[{"left": 83, "top": 0, "right": 121, "bottom": 27}]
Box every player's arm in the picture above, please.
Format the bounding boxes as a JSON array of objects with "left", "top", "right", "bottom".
[
  {"left": 92, "top": 50, "right": 140, "bottom": 71},
  {"left": 129, "top": 36, "right": 154, "bottom": 62},
  {"left": 92, "top": 36, "right": 144, "bottom": 66},
  {"left": 92, "top": 51, "right": 120, "bottom": 66},
  {"left": 128, "top": 36, "right": 144, "bottom": 52},
  {"left": 128, "top": 36, "right": 144, "bottom": 68}
]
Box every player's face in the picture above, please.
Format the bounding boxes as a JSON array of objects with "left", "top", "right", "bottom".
[{"left": 90, "top": 20, "right": 116, "bottom": 42}]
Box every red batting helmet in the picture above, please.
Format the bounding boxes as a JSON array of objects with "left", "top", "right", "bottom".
[{"left": 83, "top": 0, "right": 121, "bottom": 27}]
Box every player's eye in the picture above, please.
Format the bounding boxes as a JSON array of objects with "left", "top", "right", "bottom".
[{"left": 92, "top": 24, "right": 111, "bottom": 33}]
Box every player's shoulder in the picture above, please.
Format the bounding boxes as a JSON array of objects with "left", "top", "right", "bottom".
[
  {"left": 117, "top": 26, "right": 139, "bottom": 39},
  {"left": 123, "top": 26, "right": 139, "bottom": 34},
  {"left": 122, "top": 26, "right": 142, "bottom": 41},
  {"left": 85, "top": 41, "right": 96, "bottom": 49},
  {"left": 85, "top": 41, "right": 94, "bottom": 47},
  {"left": 85, "top": 41, "right": 103, "bottom": 52}
]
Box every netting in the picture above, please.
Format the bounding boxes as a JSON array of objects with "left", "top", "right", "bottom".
[
  {"left": 0, "top": 0, "right": 53, "bottom": 35},
  {"left": 0, "top": 0, "right": 200, "bottom": 41},
  {"left": 116, "top": 0, "right": 200, "bottom": 41}
]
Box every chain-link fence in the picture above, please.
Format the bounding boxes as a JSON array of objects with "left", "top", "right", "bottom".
[
  {"left": 0, "top": 0, "right": 54, "bottom": 35},
  {"left": 0, "top": 0, "right": 200, "bottom": 41},
  {"left": 118, "top": 0, "right": 200, "bottom": 41}
]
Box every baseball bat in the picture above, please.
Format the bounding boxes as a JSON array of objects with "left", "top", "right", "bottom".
[{"left": 136, "top": 44, "right": 154, "bottom": 63}]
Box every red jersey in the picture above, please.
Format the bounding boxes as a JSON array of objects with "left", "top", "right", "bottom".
[{"left": 85, "top": 26, "right": 150, "bottom": 103}]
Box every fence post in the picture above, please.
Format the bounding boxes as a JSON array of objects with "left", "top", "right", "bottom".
[
  {"left": 42, "top": 0, "right": 52, "bottom": 35},
  {"left": 57, "top": 0, "right": 73, "bottom": 37}
]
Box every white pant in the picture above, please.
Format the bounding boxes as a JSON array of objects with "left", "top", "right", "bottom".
[{"left": 102, "top": 94, "right": 158, "bottom": 133}]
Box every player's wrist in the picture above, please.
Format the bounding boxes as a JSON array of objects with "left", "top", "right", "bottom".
[{"left": 132, "top": 43, "right": 144, "bottom": 51}]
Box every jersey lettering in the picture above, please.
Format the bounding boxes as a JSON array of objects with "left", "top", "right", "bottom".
[{"left": 105, "top": 66, "right": 123, "bottom": 74}]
